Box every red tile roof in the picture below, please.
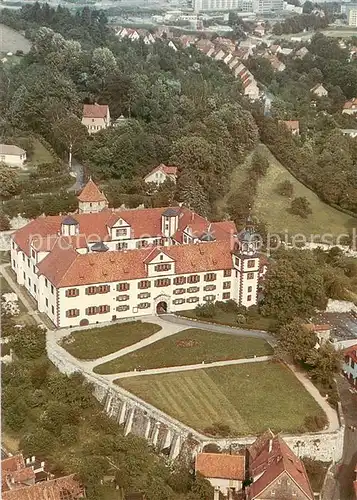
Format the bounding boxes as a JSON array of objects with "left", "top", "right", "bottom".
[
  {"left": 145, "top": 164, "right": 178, "bottom": 179},
  {"left": 2, "top": 455, "right": 28, "bottom": 492},
  {"left": 196, "top": 453, "right": 245, "bottom": 480},
  {"left": 3, "top": 474, "right": 84, "bottom": 500},
  {"left": 37, "top": 240, "right": 234, "bottom": 287},
  {"left": 82, "top": 103, "right": 108, "bottom": 119},
  {"left": 77, "top": 179, "right": 108, "bottom": 203},
  {"left": 344, "top": 344, "right": 357, "bottom": 364},
  {"left": 344, "top": 98, "right": 357, "bottom": 109},
  {"left": 248, "top": 434, "right": 314, "bottom": 499},
  {"left": 281, "top": 120, "right": 299, "bottom": 131}
]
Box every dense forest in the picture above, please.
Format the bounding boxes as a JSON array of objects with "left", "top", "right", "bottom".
[{"left": 0, "top": 3, "right": 258, "bottom": 221}]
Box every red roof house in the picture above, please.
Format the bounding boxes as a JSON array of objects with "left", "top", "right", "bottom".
[
  {"left": 195, "top": 452, "right": 245, "bottom": 497},
  {"left": 247, "top": 432, "right": 314, "bottom": 500},
  {"left": 144, "top": 164, "right": 178, "bottom": 185}
]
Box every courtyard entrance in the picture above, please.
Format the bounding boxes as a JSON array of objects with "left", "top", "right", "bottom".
[{"left": 156, "top": 301, "right": 168, "bottom": 315}]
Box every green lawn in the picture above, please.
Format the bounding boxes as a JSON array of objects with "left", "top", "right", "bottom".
[
  {"left": 227, "top": 144, "right": 355, "bottom": 237},
  {"left": 94, "top": 328, "right": 273, "bottom": 374},
  {"left": 29, "top": 138, "right": 54, "bottom": 165},
  {"left": 61, "top": 321, "right": 162, "bottom": 360},
  {"left": 116, "top": 361, "right": 326, "bottom": 436},
  {"left": 177, "top": 309, "right": 278, "bottom": 332}
]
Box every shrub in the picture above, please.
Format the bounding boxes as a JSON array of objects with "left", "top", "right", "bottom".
[
  {"left": 276, "top": 180, "right": 294, "bottom": 197},
  {"left": 0, "top": 212, "right": 10, "bottom": 230},
  {"left": 290, "top": 196, "right": 312, "bottom": 218},
  {"left": 236, "top": 314, "right": 247, "bottom": 325},
  {"left": 203, "top": 422, "right": 231, "bottom": 437},
  {"left": 216, "top": 300, "right": 238, "bottom": 313},
  {"left": 304, "top": 414, "right": 328, "bottom": 432},
  {"left": 202, "top": 443, "right": 221, "bottom": 453},
  {"left": 195, "top": 303, "right": 216, "bottom": 319}
]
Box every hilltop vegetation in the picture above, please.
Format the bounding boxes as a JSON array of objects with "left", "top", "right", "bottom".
[{"left": 0, "top": 3, "right": 258, "bottom": 219}]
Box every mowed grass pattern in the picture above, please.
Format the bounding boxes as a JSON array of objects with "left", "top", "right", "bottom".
[
  {"left": 61, "top": 321, "right": 161, "bottom": 360},
  {"left": 116, "top": 362, "right": 325, "bottom": 436},
  {"left": 94, "top": 328, "right": 272, "bottom": 374}
]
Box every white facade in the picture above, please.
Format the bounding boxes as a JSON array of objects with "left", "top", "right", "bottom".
[
  {"left": 343, "top": 346, "right": 357, "bottom": 387},
  {"left": 10, "top": 180, "right": 263, "bottom": 328},
  {"left": 144, "top": 165, "right": 177, "bottom": 186},
  {"left": 209, "top": 478, "right": 242, "bottom": 499},
  {"left": 348, "top": 8, "right": 357, "bottom": 26},
  {"left": 11, "top": 237, "right": 260, "bottom": 328},
  {"left": 0, "top": 145, "right": 26, "bottom": 167},
  {"left": 311, "top": 84, "right": 328, "bottom": 97},
  {"left": 81, "top": 105, "right": 111, "bottom": 134}
]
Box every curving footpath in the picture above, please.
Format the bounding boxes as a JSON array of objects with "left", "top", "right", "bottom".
[{"left": 0, "top": 263, "right": 340, "bottom": 433}]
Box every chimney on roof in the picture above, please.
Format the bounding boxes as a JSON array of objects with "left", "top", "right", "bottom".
[{"left": 268, "top": 439, "right": 273, "bottom": 453}]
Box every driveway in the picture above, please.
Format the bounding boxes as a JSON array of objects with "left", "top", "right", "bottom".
[
  {"left": 329, "top": 376, "right": 357, "bottom": 500},
  {"left": 163, "top": 314, "right": 274, "bottom": 342},
  {"left": 68, "top": 158, "right": 85, "bottom": 192}
]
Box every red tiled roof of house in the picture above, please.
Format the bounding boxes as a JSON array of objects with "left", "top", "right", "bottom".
[
  {"left": 144, "top": 164, "right": 178, "bottom": 179},
  {"left": 248, "top": 435, "right": 314, "bottom": 499},
  {"left": 2, "top": 455, "right": 28, "bottom": 492},
  {"left": 281, "top": 120, "right": 299, "bottom": 131},
  {"left": 13, "top": 205, "right": 237, "bottom": 257},
  {"left": 195, "top": 453, "right": 245, "bottom": 480},
  {"left": 37, "top": 240, "right": 234, "bottom": 287},
  {"left": 77, "top": 179, "right": 108, "bottom": 203},
  {"left": 344, "top": 344, "right": 357, "bottom": 364},
  {"left": 82, "top": 103, "right": 108, "bottom": 119},
  {"left": 3, "top": 474, "right": 84, "bottom": 500},
  {"left": 344, "top": 98, "right": 357, "bottom": 109}
]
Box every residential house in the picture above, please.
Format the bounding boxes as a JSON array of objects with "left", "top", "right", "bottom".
[
  {"left": 168, "top": 40, "right": 178, "bottom": 51},
  {"left": 269, "top": 44, "right": 281, "bottom": 55},
  {"left": 1, "top": 454, "right": 84, "bottom": 499},
  {"left": 265, "top": 54, "right": 285, "bottom": 72},
  {"left": 310, "top": 84, "right": 328, "bottom": 97},
  {"left": 195, "top": 452, "right": 245, "bottom": 499},
  {"left": 10, "top": 180, "right": 264, "bottom": 328},
  {"left": 246, "top": 431, "right": 314, "bottom": 500},
  {"left": 281, "top": 120, "right": 300, "bottom": 135},
  {"left": 196, "top": 38, "right": 215, "bottom": 53},
  {"left": 81, "top": 103, "right": 110, "bottom": 134},
  {"left": 213, "top": 48, "right": 227, "bottom": 61},
  {"left": 341, "top": 129, "right": 357, "bottom": 138},
  {"left": 0, "top": 144, "right": 26, "bottom": 167},
  {"left": 236, "top": 64, "right": 260, "bottom": 100},
  {"left": 295, "top": 46, "right": 309, "bottom": 59},
  {"left": 343, "top": 344, "right": 357, "bottom": 387},
  {"left": 279, "top": 47, "right": 293, "bottom": 56},
  {"left": 343, "top": 98, "right": 357, "bottom": 115},
  {"left": 144, "top": 164, "right": 178, "bottom": 185}
]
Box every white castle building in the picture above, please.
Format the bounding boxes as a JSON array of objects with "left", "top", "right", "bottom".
[{"left": 10, "top": 180, "right": 266, "bottom": 328}]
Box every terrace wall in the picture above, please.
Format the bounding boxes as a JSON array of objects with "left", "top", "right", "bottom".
[{"left": 48, "top": 340, "right": 345, "bottom": 463}]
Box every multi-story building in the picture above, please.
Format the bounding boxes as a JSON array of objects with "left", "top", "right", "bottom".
[
  {"left": 193, "top": 0, "right": 253, "bottom": 12},
  {"left": 348, "top": 7, "right": 357, "bottom": 26},
  {"left": 252, "top": 0, "right": 283, "bottom": 13},
  {"left": 10, "top": 180, "right": 263, "bottom": 328}
]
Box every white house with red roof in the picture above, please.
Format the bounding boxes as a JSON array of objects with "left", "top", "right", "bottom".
[
  {"left": 10, "top": 180, "right": 263, "bottom": 328},
  {"left": 195, "top": 452, "right": 245, "bottom": 499},
  {"left": 144, "top": 164, "right": 178, "bottom": 186},
  {"left": 246, "top": 431, "right": 314, "bottom": 499},
  {"left": 81, "top": 103, "right": 110, "bottom": 134},
  {"left": 343, "top": 344, "right": 357, "bottom": 387},
  {"left": 280, "top": 120, "right": 300, "bottom": 136},
  {"left": 343, "top": 98, "right": 357, "bottom": 115}
]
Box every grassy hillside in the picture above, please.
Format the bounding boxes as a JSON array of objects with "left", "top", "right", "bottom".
[{"left": 226, "top": 144, "right": 356, "bottom": 238}]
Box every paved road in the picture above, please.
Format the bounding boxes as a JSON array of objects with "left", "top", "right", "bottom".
[
  {"left": 329, "top": 376, "right": 357, "bottom": 500},
  {"left": 163, "top": 314, "right": 274, "bottom": 341},
  {"left": 68, "top": 158, "right": 85, "bottom": 192}
]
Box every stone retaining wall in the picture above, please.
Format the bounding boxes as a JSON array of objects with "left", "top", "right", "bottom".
[{"left": 48, "top": 341, "right": 345, "bottom": 463}]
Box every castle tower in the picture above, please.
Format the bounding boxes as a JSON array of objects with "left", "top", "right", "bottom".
[
  {"left": 233, "top": 215, "right": 261, "bottom": 307},
  {"left": 77, "top": 178, "right": 108, "bottom": 214}
]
